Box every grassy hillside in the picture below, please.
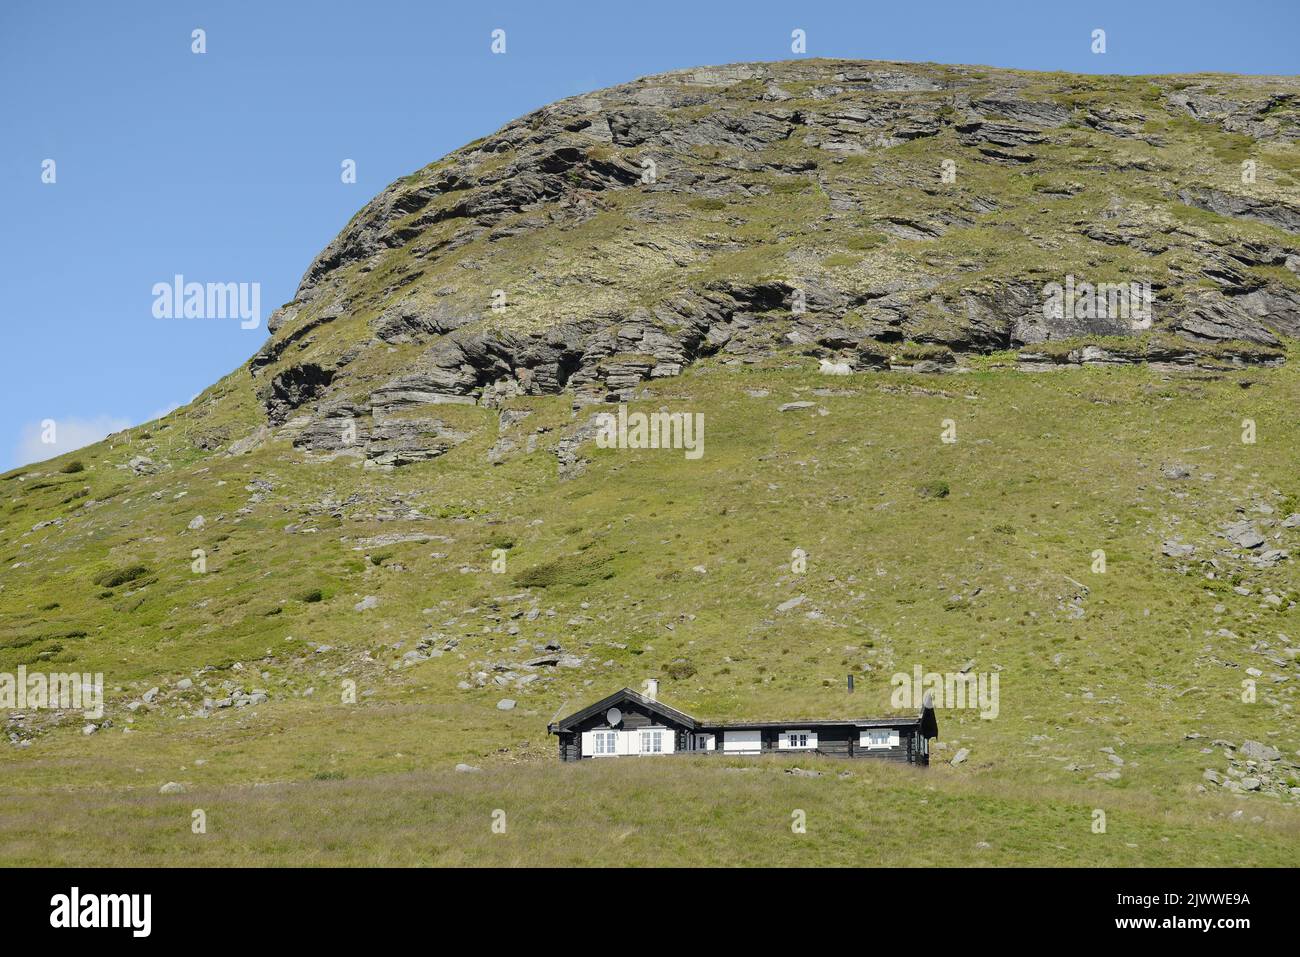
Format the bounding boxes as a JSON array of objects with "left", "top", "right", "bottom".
[
  {"left": 3, "top": 59, "right": 1300, "bottom": 866},
  {"left": 3, "top": 354, "right": 1299, "bottom": 865}
]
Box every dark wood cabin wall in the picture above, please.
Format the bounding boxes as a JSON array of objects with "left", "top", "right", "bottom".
[
  {"left": 678, "top": 725, "right": 921, "bottom": 762},
  {"left": 555, "top": 716, "right": 929, "bottom": 764},
  {"left": 557, "top": 732, "right": 580, "bottom": 761}
]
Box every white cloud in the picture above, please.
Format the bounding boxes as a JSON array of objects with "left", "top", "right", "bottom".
[{"left": 15, "top": 415, "right": 133, "bottom": 467}]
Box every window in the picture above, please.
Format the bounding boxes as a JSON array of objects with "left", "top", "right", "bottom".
[
  {"left": 780, "top": 730, "right": 815, "bottom": 750},
  {"left": 862, "top": 729, "right": 894, "bottom": 748},
  {"left": 641, "top": 730, "right": 664, "bottom": 754},
  {"left": 723, "top": 730, "right": 761, "bottom": 754},
  {"left": 594, "top": 731, "right": 617, "bottom": 755}
]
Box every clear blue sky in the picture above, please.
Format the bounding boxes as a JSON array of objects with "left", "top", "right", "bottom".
[{"left": 2, "top": 0, "right": 1297, "bottom": 470}]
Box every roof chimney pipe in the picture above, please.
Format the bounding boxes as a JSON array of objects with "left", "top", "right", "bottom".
[
  {"left": 920, "top": 690, "right": 939, "bottom": 740},
  {"left": 644, "top": 678, "right": 659, "bottom": 702},
  {"left": 847, "top": 673, "right": 854, "bottom": 693}
]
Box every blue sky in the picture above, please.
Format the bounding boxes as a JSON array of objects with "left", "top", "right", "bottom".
[{"left": 2, "top": 0, "right": 1297, "bottom": 470}]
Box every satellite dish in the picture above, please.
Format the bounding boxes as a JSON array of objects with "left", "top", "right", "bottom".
[{"left": 606, "top": 707, "right": 622, "bottom": 726}]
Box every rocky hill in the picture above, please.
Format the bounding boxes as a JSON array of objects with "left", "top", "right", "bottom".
[
  {"left": 3, "top": 61, "right": 1299, "bottom": 866},
  {"left": 243, "top": 59, "right": 1300, "bottom": 468}
]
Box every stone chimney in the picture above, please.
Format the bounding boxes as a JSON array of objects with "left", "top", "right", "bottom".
[{"left": 644, "top": 678, "right": 659, "bottom": 702}]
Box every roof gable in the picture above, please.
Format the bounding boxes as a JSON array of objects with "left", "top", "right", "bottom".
[{"left": 548, "top": 687, "right": 698, "bottom": 733}]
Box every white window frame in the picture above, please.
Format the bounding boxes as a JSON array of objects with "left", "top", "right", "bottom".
[
  {"left": 779, "top": 730, "right": 816, "bottom": 750},
  {"left": 860, "top": 728, "right": 896, "bottom": 749},
  {"left": 593, "top": 730, "right": 618, "bottom": 756},
  {"left": 640, "top": 729, "right": 665, "bottom": 754}
]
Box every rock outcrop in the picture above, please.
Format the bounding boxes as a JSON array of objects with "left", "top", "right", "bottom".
[{"left": 239, "top": 60, "right": 1300, "bottom": 464}]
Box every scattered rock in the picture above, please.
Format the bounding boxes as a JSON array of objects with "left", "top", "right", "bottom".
[
  {"left": 1239, "top": 740, "right": 1281, "bottom": 762},
  {"left": 126, "top": 455, "right": 159, "bottom": 475},
  {"left": 1224, "top": 521, "right": 1266, "bottom": 550}
]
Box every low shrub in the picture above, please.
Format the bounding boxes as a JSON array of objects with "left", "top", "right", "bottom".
[
  {"left": 917, "top": 480, "right": 950, "bottom": 499},
  {"left": 92, "top": 564, "right": 150, "bottom": 588}
]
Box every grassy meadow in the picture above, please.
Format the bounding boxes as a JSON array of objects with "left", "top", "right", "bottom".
[{"left": 2, "top": 351, "right": 1299, "bottom": 865}]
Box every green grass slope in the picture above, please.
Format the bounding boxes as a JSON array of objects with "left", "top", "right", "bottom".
[
  {"left": 3, "top": 355, "right": 1298, "bottom": 865},
  {"left": 3, "top": 59, "right": 1300, "bottom": 866}
]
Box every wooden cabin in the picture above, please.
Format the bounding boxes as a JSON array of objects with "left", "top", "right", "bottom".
[{"left": 548, "top": 682, "right": 938, "bottom": 765}]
